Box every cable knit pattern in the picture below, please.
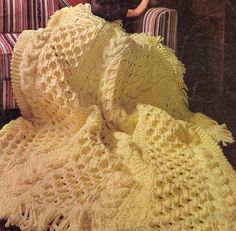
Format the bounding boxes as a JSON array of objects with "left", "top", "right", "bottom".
[{"left": 0, "top": 4, "right": 235, "bottom": 231}]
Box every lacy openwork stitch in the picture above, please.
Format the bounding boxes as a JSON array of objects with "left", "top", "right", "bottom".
[{"left": 0, "top": 4, "right": 235, "bottom": 231}]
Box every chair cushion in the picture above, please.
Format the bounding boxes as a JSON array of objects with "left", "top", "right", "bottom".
[
  {"left": 0, "top": 33, "right": 19, "bottom": 80},
  {"left": 0, "top": 79, "right": 17, "bottom": 110},
  {"left": 0, "top": 34, "right": 19, "bottom": 110},
  {"left": 126, "top": 7, "right": 178, "bottom": 52},
  {"left": 0, "top": 0, "right": 39, "bottom": 33},
  {"left": 38, "top": 0, "right": 61, "bottom": 27},
  {"left": 39, "top": 0, "right": 71, "bottom": 27}
]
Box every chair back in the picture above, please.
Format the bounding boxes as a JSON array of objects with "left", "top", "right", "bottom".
[{"left": 0, "top": 0, "right": 69, "bottom": 33}]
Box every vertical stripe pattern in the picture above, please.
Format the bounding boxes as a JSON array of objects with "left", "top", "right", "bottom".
[
  {"left": 132, "top": 8, "right": 178, "bottom": 53},
  {"left": 38, "top": 0, "right": 60, "bottom": 27},
  {"left": 58, "top": 0, "right": 70, "bottom": 8},
  {"left": 0, "top": 0, "right": 39, "bottom": 33},
  {"left": 0, "top": 79, "right": 16, "bottom": 110},
  {"left": 0, "top": 33, "right": 19, "bottom": 80},
  {"left": 0, "top": 33, "right": 19, "bottom": 110},
  {"left": 27, "top": 0, "right": 39, "bottom": 29}
]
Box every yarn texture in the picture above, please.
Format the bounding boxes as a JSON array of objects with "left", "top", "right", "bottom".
[{"left": 0, "top": 4, "right": 236, "bottom": 231}]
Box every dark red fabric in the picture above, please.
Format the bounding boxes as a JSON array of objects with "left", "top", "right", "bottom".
[
  {"left": 67, "top": 0, "right": 140, "bottom": 21},
  {"left": 67, "top": 0, "right": 90, "bottom": 6},
  {"left": 90, "top": 0, "right": 140, "bottom": 21}
]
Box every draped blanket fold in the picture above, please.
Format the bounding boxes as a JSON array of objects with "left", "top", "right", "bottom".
[{"left": 0, "top": 4, "right": 236, "bottom": 231}]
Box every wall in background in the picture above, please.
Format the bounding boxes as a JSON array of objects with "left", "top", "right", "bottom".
[{"left": 161, "top": 0, "right": 236, "bottom": 168}]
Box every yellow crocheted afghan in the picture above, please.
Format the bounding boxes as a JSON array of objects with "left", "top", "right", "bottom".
[{"left": 0, "top": 4, "right": 235, "bottom": 231}]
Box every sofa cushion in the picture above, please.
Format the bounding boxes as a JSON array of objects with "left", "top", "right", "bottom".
[
  {"left": 0, "top": 33, "right": 19, "bottom": 80},
  {"left": 0, "top": 0, "right": 39, "bottom": 33}
]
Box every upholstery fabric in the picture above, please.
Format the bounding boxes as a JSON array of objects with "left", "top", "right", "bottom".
[
  {"left": 58, "top": 0, "right": 70, "bottom": 8},
  {"left": 0, "top": 33, "right": 19, "bottom": 110},
  {"left": 0, "top": 33, "right": 19, "bottom": 80},
  {"left": 0, "top": 0, "right": 69, "bottom": 33},
  {"left": 128, "top": 7, "right": 178, "bottom": 52},
  {"left": 0, "top": 80, "right": 16, "bottom": 110},
  {"left": 67, "top": 0, "right": 90, "bottom": 6},
  {"left": 0, "top": 0, "right": 39, "bottom": 33},
  {"left": 38, "top": 0, "right": 60, "bottom": 28}
]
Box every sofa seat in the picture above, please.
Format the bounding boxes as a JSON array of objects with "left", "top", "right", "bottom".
[{"left": 0, "top": 33, "right": 19, "bottom": 109}]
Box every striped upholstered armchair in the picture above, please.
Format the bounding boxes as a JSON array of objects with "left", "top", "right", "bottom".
[
  {"left": 126, "top": 7, "right": 177, "bottom": 52},
  {"left": 0, "top": 0, "right": 70, "bottom": 112},
  {"left": 0, "top": 1, "right": 177, "bottom": 113}
]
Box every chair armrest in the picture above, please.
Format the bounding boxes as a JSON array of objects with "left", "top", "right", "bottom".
[
  {"left": 58, "top": 0, "right": 70, "bottom": 8},
  {"left": 125, "top": 7, "right": 178, "bottom": 53}
]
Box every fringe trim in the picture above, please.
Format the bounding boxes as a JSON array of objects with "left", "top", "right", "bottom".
[
  {"left": 193, "top": 126, "right": 236, "bottom": 192},
  {"left": 5, "top": 204, "right": 119, "bottom": 231},
  {"left": 190, "top": 112, "right": 234, "bottom": 146}
]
